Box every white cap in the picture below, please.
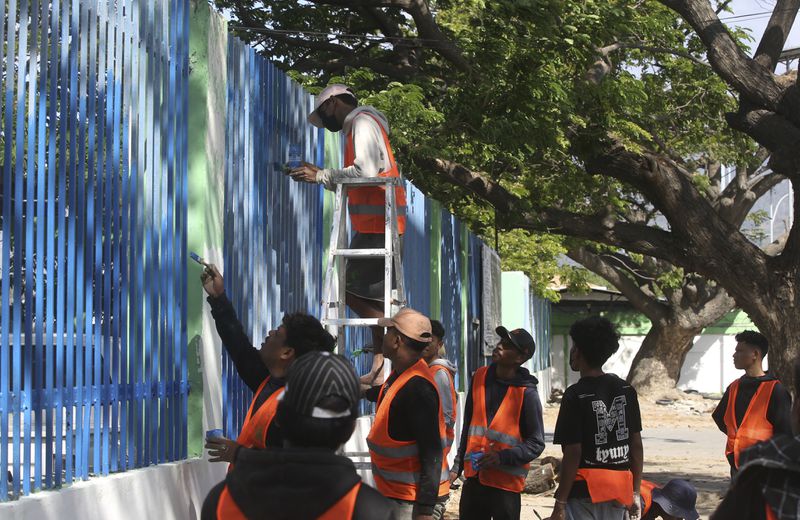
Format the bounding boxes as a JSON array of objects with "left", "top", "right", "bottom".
[{"left": 308, "top": 84, "right": 356, "bottom": 128}]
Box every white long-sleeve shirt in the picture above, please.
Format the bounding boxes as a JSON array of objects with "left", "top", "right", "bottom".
[{"left": 316, "top": 106, "right": 393, "bottom": 191}]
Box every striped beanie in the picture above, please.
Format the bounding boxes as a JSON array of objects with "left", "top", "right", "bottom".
[{"left": 282, "top": 351, "right": 360, "bottom": 419}]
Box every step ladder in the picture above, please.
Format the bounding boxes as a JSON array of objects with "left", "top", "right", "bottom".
[{"left": 321, "top": 176, "right": 406, "bottom": 355}]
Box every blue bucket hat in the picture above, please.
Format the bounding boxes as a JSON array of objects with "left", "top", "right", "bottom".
[{"left": 652, "top": 479, "right": 699, "bottom": 520}]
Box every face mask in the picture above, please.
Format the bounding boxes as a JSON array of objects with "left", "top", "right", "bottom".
[{"left": 319, "top": 110, "right": 342, "bottom": 132}]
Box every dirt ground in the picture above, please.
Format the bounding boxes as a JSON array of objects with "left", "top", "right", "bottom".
[{"left": 444, "top": 394, "right": 730, "bottom": 519}]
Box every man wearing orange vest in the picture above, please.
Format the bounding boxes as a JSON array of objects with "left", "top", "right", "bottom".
[
  {"left": 551, "top": 316, "right": 643, "bottom": 520},
  {"left": 451, "top": 326, "right": 545, "bottom": 520},
  {"left": 200, "top": 264, "right": 335, "bottom": 462},
  {"left": 637, "top": 479, "right": 698, "bottom": 520},
  {"left": 363, "top": 308, "right": 447, "bottom": 520},
  {"left": 291, "top": 84, "right": 407, "bottom": 390},
  {"left": 422, "top": 320, "right": 458, "bottom": 520},
  {"left": 201, "top": 351, "right": 394, "bottom": 520},
  {"left": 712, "top": 356, "right": 800, "bottom": 520},
  {"left": 711, "top": 330, "right": 791, "bottom": 478}
]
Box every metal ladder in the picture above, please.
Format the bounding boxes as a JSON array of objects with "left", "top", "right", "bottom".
[{"left": 321, "top": 176, "right": 406, "bottom": 355}]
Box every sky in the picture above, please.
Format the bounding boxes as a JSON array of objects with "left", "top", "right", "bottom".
[{"left": 729, "top": 0, "right": 799, "bottom": 67}]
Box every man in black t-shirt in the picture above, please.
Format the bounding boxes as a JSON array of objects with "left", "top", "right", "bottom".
[
  {"left": 551, "top": 316, "right": 643, "bottom": 520},
  {"left": 711, "top": 330, "right": 791, "bottom": 478}
]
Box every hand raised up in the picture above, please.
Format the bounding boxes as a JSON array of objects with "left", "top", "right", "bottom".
[{"left": 200, "top": 264, "right": 225, "bottom": 298}]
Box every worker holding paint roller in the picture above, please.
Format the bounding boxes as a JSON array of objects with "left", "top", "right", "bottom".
[{"left": 289, "top": 84, "right": 407, "bottom": 390}]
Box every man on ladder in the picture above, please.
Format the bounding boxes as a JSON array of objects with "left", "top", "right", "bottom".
[{"left": 290, "top": 84, "right": 407, "bottom": 388}]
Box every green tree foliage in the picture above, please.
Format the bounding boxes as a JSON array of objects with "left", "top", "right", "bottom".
[{"left": 216, "top": 0, "right": 800, "bottom": 383}]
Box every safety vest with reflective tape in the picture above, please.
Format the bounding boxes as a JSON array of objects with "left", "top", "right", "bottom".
[
  {"left": 640, "top": 479, "right": 657, "bottom": 515},
  {"left": 463, "top": 366, "right": 531, "bottom": 493},
  {"left": 215, "top": 482, "right": 361, "bottom": 519},
  {"left": 724, "top": 378, "right": 778, "bottom": 468},
  {"left": 430, "top": 363, "right": 458, "bottom": 452},
  {"left": 237, "top": 376, "right": 284, "bottom": 450},
  {"left": 367, "top": 359, "right": 450, "bottom": 500},
  {"left": 344, "top": 112, "right": 407, "bottom": 235},
  {"left": 575, "top": 468, "right": 634, "bottom": 506}
]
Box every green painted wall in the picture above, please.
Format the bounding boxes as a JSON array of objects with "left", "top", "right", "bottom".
[
  {"left": 551, "top": 307, "right": 756, "bottom": 336},
  {"left": 186, "top": 0, "right": 226, "bottom": 457},
  {"left": 501, "top": 271, "right": 529, "bottom": 329}
]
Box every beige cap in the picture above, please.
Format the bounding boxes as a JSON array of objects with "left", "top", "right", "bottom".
[
  {"left": 378, "top": 308, "right": 433, "bottom": 343},
  {"left": 308, "top": 84, "right": 356, "bottom": 128}
]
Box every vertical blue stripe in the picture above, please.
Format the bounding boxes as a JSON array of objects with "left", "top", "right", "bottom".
[
  {"left": 22, "top": 0, "right": 41, "bottom": 495},
  {"left": 119, "top": 0, "right": 133, "bottom": 473},
  {"left": 0, "top": 0, "right": 11, "bottom": 500},
  {"left": 54, "top": 0, "right": 69, "bottom": 489}
]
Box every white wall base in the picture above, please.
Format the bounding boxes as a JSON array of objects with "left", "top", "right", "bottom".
[
  {"left": 551, "top": 333, "right": 767, "bottom": 395},
  {"left": 0, "top": 458, "right": 226, "bottom": 520}
]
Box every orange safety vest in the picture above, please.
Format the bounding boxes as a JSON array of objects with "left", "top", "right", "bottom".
[
  {"left": 766, "top": 503, "right": 778, "bottom": 520},
  {"left": 216, "top": 487, "right": 246, "bottom": 519},
  {"left": 575, "top": 468, "right": 634, "bottom": 507},
  {"left": 463, "top": 366, "right": 531, "bottom": 493},
  {"left": 344, "top": 112, "right": 407, "bottom": 235},
  {"left": 367, "top": 359, "right": 450, "bottom": 500},
  {"left": 430, "top": 364, "right": 458, "bottom": 451},
  {"left": 215, "top": 482, "right": 361, "bottom": 519},
  {"left": 237, "top": 377, "right": 284, "bottom": 449},
  {"left": 723, "top": 379, "right": 778, "bottom": 468},
  {"left": 640, "top": 479, "right": 657, "bottom": 515}
]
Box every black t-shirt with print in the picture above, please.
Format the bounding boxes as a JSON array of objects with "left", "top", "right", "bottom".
[{"left": 553, "top": 373, "right": 642, "bottom": 471}]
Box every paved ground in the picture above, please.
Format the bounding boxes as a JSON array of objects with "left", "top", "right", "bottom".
[{"left": 445, "top": 398, "right": 731, "bottom": 519}]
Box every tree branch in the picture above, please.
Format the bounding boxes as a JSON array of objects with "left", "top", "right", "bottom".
[
  {"left": 568, "top": 246, "right": 669, "bottom": 321},
  {"left": 597, "top": 41, "right": 709, "bottom": 67},
  {"left": 692, "top": 283, "right": 736, "bottom": 323},
  {"left": 725, "top": 109, "right": 800, "bottom": 176},
  {"left": 660, "top": 0, "right": 800, "bottom": 126},
  {"left": 753, "top": 0, "right": 800, "bottom": 72},
  {"left": 307, "top": 0, "right": 470, "bottom": 70},
  {"left": 412, "top": 157, "right": 514, "bottom": 212}
]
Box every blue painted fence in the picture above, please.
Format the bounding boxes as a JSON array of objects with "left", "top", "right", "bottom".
[
  {"left": 0, "top": 0, "right": 496, "bottom": 503},
  {"left": 0, "top": 0, "right": 189, "bottom": 501},
  {"left": 220, "top": 32, "right": 491, "bottom": 420},
  {"left": 220, "top": 34, "right": 326, "bottom": 437}
]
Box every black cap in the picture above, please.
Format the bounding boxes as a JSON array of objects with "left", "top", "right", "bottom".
[
  {"left": 496, "top": 326, "right": 536, "bottom": 360},
  {"left": 282, "top": 351, "right": 360, "bottom": 419},
  {"left": 652, "top": 479, "right": 699, "bottom": 520}
]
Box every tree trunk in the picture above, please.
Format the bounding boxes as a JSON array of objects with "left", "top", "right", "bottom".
[
  {"left": 734, "top": 281, "right": 800, "bottom": 390},
  {"left": 626, "top": 319, "right": 703, "bottom": 396}
]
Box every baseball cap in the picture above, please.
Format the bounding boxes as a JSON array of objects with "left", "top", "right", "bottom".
[
  {"left": 281, "top": 351, "right": 360, "bottom": 419},
  {"left": 496, "top": 326, "right": 536, "bottom": 360},
  {"left": 378, "top": 308, "right": 433, "bottom": 343},
  {"left": 651, "top": 479, "right": 699, "bottom": 520},
  {"left": 308, "top": 84, "right": 357, "bottom": 128}
]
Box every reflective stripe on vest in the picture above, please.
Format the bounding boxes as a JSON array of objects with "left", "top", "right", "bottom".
[
  {"left": 367, "top": 359, "right": 449, "bottom": 501},
  {"left": 237, "top": 377, "right": 284, "bottom": 450},
  {"left": 344, "top": 112, "right": 407, "bottom": 234},
  {"left": 640, "top": 479, "right": 657, "bottom": 515},
  {"left": 463, "top": 366, "right": 530, "bottom": 493},
  {"left": 723, "top": 379, "right": 778, "bottom": 468},
  {"left": 575, "top": 468, "right": 634, "bottom": 506},
  {"left": 216, "top": 486, "right": 246, "bottom": 520},
  {"left": 318, "top": 482, "right": 361, "bottom": 520},
  {"left": 430, "top": 364, "right": 458, "bottom": 449}
]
